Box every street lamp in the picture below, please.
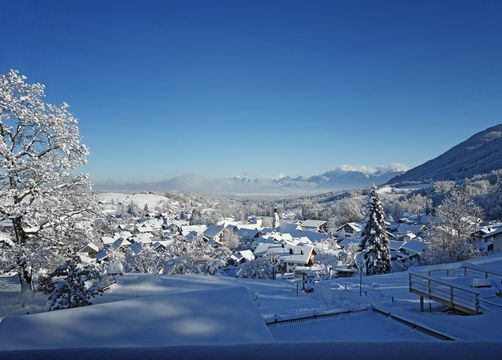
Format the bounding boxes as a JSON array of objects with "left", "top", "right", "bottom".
[{"left": 355, "top": 252, "right": 365, "bottom": 296}]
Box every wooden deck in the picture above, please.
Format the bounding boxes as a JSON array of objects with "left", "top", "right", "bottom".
[{"left": 409, "top": 272, "right": 480, "bottom": 315}]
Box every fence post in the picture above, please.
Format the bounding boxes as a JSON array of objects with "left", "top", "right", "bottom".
[{"left": 450, "top": 286, "right": 454, "bottom": 307}]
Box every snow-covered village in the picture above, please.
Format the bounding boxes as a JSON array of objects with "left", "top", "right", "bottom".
[{"left": 2, "top": 1, "right": 502, "bottom": 359}]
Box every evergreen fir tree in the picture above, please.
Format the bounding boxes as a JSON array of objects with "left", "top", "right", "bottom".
[{"left": 360, "top": 187, "right": 391, "bottom": 275}]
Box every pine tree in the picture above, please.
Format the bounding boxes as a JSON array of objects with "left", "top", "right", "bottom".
[
  {"left": 360, "top": 187, "right": 391, "bottom": 275},
  {"left": 48, "top": 258, "right": 103, "bottom": 310}
]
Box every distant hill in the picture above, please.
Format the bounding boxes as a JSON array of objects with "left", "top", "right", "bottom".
[{"left": 389, "top": 123, "right": 502, "bottom": 184}]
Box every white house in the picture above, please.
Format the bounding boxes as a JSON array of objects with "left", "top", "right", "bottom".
[
  {"left": 335, "top": 222, "right": 362, "bottom": 239},
  {"left": 300, "top": 220, "right": 329, "bottom": 233}
]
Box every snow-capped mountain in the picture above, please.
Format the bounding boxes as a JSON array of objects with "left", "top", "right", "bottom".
[
  {"left": 389, "top": 123, "right": 502, "bottom": 184},
  {"left": 95, "top": 164, "right": 407, "bottom": 195}
]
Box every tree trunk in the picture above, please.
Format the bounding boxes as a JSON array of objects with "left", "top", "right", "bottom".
[{"left": 13, "top": 217, "right": 33, "bottom": 292}]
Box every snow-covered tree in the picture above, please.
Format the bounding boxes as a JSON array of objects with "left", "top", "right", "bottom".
[
  {"left": 425, "top": 186, "right": 483, "bottom": 264},
  {"left": 48, "top": 257, "right": 103, "bottom": 310},
  {"left": 360, "top": 187, "right": 391, "bottom": 275},
  {"left": 0, "top": 70, "right": 95, "bottom": 291},
  {"left": 132, "top": 246, "right": 168, "bottom": 274},
  {"left": 237, "top": 256, "right": 276, "bottom": 279},
  {"left": 164, "top": 235, "right": 231, "bottom": 275},
  {"left": 337, "top": 242, "right": 359, "bottom": 269},
  {"left": 221, "top": 228, "right": 239, "bottom": 251}
]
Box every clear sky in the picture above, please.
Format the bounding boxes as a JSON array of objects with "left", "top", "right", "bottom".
[{"left": 1, "top": 0, "right": 502, "bottom": 183}]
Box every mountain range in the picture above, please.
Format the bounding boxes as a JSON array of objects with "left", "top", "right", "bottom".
[
  {"left": 95, "top": 164, "right": 408, "bottom": 195},
  {"left": 389, "top": 123, "right": 502, "bottom": 184}
]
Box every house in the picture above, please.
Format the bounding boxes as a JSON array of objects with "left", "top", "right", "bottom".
[
  {"left": 130, "top": 242, "right": 143, "bottom": 256},
  {"left": 402, "top": 232, "right": 417, "bottom": 243},
  {"left": 237, "top": 228, "right": 262, "bottom": 240},
  {"left": 101, "top": 236, "right": 115, "bottom": 246},
  {"left": 0, "top": 232, "right": 14, "bottom": 248},
  {"left": 96, "top": 249, "right": 111, "bottom": 263},
  {"left": 228, "top": 250, "right": 255, "bottom": 265},
  {"left": 300, "top": 220, "right": 329, "bottom": 233},
  {"left": 0, "top": 220, "right": 13, "bottom": 232},
  {"left": 400, "top": 238, "right": 426, "bottom": 257},
  {"left": 181, "top": 225, "right": 208, "bottom": 237},
  {"left": 113, "top": 238, "right": 132, "bottom": 251},
  {"left": 152, "top": 240, "right": 171, "bottom": 252},
  {"left": 488, "top": 228, "right": 502, "bottom": 253},
  {"left": 253, "top": 242, "right": 317, "bottom": 273},
  {"left": 203, "top": 226, "right": 225, "bottom": 243},
  {"left": 78, "top": 243, "right": 99, "bottom": 259},
  {"left": 335, "top": 222, "right": 362, "bottom": 239}
]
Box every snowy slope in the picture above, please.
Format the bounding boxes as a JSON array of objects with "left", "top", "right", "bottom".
[
  {"left": 0, "top": 287, "right": 273, "bottom": 350},
  {"left": 389, "top": 123, "right": 502, "bottom": 184},
  {"left": 97, "top": 192, "right": 171, "bottom": 210}
]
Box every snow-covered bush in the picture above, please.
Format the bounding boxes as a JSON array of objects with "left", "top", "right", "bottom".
[
  {"left": 132, "top": 246, "right": 169, "bottom": 274},
  {"left": 221, "top": 228, "right": 240, "bottom": 251},
  {"left": 164, "top": 235, "right": 232, "bottom": 275},
  {"left": 337, "top": 242, "right": 359, "bottom": 269},
  {"left": 48, "top": 258, "right": 103, "bottom": 310},
  {"left": 425, "top": 186, "right": 483, "bottom": 264},
  {"left": 237, "top": 257, "right": 276, "bottom": 279}
]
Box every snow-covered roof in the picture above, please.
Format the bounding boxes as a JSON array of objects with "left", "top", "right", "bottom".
[
  {"left": 131, "top": 233, "right": 153, "bottom": 244},
  {"left": 181, "top": 225, "right": 208, "bottom": 237},
  {"left": 0, "top": 287, "right": 273, "bottom": 350},
  {"left": 152, "top": 240, "right": 172, "bottom": 250},
  {"left": 79, "top": 242, "right": 99, "bottom": 253},
  {"left": 335, "top": 222, "right": 362, "bottom": 233},
  {"left": 231, "top": 250, "right": 255, "bottom": 263},
  {"left": 101, "top": 236, "right": 115, "bottom": 245},
  {"left": 389, "top": 240, "right": 404, "bottom": 251},
  {"left": 130, "top": 242, "right": 142, "bottom": 255},
  {"left": 300, "top": 220, "right": 328, "bottom": 229},
  {"left": 0, "top": 232, "right": 14, "bottom": 247},
  {"left": 395, "top": 223, "right": 427, "bottom": 236},
  {"left": 96, "top": 249, "right": 110, "bottom": 262},
  {"left": 113, "top": 238, "right": 132, "bottom": 249},
  {"left": 400, "top": 238, "right": 426, "bottom": 255},
  {"left": 254, "top": 243, "right": 315, "bottom": 265},
  {"left": 237, "top": 228, "right": 262, "bottom": 239},
  {"left": 403, "top": 232, "right": 417, "bottom": 240},
  {"left": 203, "top": 226, "right": 224, "bottom": 239}
]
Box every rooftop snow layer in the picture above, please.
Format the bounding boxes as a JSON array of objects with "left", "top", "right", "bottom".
[{"left": 0, "top": 286, "right": 273, "bottom": 350}]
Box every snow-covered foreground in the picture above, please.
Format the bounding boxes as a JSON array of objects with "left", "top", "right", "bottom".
[
  {"left": 0, "top": 287, "right": 273, "bottom": 350},
  {"left": 1, "top": 255, "right": 502, "bottom": 354}
]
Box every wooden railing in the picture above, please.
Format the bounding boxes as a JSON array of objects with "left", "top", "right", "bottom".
[
  {"left": 421, "top": 263, "right": 502, "bottom": 280},
  {"left": 409, "top": 272, "right": 480, "bottom": 315}
]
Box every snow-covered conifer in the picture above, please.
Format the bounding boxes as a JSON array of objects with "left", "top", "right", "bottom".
[
  {"left": 360, "top": 187, "right": 391, "bottom": 275},
  {"left": 48, "top": 258, "right": 103, "bottom": 310}
]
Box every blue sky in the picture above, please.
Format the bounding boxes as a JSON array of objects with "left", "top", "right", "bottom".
[{"left": 1, "top": 0, "right": 502, "bottom": 183}]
